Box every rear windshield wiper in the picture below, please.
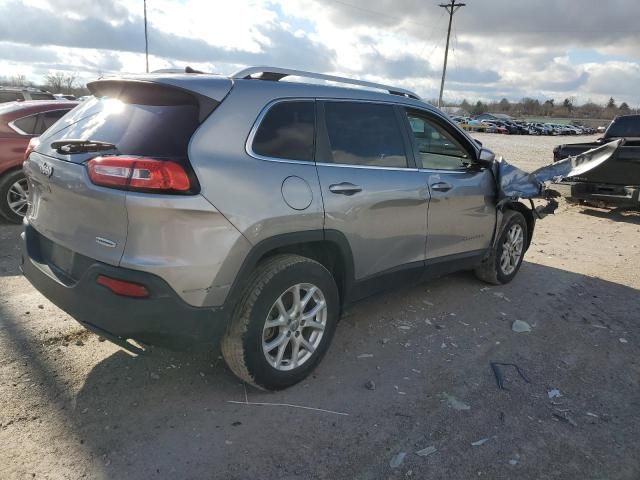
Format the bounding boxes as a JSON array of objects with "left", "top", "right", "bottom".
[{"left": 51, "top": 140, "right": 117, "bottom": 154}]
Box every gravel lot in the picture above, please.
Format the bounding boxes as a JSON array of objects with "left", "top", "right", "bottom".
[{"left": 1, "top": 133, "right": 639, "bottom": 479}]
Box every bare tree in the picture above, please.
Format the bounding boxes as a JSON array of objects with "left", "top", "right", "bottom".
[
  {"left": 45, "top": 72, "right": 66, "bottom": 93},
  {"left": 562, "top": 98, "right": 573, "bottom": 115},
  {"left": 63, "top": 74, "right": 77, "bottom": 92},
  {"left": 9, "top": 74, "right": 27, "bottom": 87}
]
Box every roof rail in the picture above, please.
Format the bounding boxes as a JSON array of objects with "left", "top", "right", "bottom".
[{"left": 230, "top": 66, "right": 421, "bottom": 100}]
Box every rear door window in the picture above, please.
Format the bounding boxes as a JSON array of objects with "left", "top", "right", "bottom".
[
  {"left": 252, "top": 101, "right": 315, "bottom": 162},
  {"left": 39, "top": 109, "right": 69, "bottom": 132},
  {"left": 322, "top": 101, "right": 408, "bottom": 168}
]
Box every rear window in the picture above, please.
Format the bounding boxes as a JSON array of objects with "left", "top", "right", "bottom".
[
  {"left": 606, "top": 116, "right": 640, "bottom": 138},
  {"left": 252, "top": 101, "right": 315, "bottom": 161},
  {"left": 39, "top": 96, "right": 200, "bottom": 158}
]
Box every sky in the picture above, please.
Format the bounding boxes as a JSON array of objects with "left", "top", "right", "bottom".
[{"left": 0, "top": 0, "right": 639, "bottom": 106}]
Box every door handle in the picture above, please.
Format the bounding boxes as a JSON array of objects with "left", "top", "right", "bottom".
[
  {"left": 431, "top": 182, "right": 452, "bottom": 192},
  {"left": 329, "top": 182, "right": 362, "bottom": 196}
]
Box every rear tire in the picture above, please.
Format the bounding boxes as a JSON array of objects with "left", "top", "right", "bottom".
[
  {"left": 221, "top": 254, "right": 339, "bottom": 390},
  {"left": 475, "top": 210, "right": 528, "bottom": 285},
  {"left": 0, "top": 170, "right": 29, "bottom": 224}
]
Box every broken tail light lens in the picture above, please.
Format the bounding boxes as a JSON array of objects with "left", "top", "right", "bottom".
[
  {"left": 87, "top": 156, "right": 191, "bottom": 192},
  {"left": 96, "top": 275, "right": 149, "bottom": 298}
]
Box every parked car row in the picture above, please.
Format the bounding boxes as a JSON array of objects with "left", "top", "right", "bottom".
[
  {"left": 0, "top": 87, "right": 89, "bottom": 103},
  {"left": 450, "top": 115, "right": 597, "bottom": 135}
]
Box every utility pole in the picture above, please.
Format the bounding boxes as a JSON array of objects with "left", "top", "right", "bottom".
[
  {"left": 144, "top": 0, "right": 149, "bottom": 73},
  {"left": 438, "top": 0, "right": 465, "bottom": 108}
]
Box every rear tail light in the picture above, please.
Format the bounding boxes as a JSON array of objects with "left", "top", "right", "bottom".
[
  {"left": 87, "top": 156, "right": 192, "bottom": 192},
  {"left": 96, "top": 275, "right": 149, "bottom": 298},
  {"left": 24, "top": 137, "right": 39, "bottom": 161}
]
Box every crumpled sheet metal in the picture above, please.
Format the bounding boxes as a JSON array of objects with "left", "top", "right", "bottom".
[{"left": 496, "top": 138, "right": 624, "bottom": 201}]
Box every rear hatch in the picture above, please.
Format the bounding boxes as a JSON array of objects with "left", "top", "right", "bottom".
[{"left": 24, "top": 77, "right": 231, "bottom": 268}]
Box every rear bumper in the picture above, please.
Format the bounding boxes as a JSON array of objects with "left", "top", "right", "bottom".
[
  {"left": 566, "top": 182, "right": 640, "bottom": 208},
  {"left": 20, "top": 225, "right": 228, "bottom": 351}
]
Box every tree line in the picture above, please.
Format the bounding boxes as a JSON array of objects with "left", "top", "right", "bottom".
[
  {"left": 1, "top": 72, "right": 637, "bottom": 121},
  {"left": 453, "top": 97, "right": 635, "bottom": 120},
  {"left": 0, "top": 73, "right": 90, "bottom": 96}
]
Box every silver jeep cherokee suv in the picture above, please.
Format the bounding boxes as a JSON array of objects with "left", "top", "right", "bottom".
[{"left": 21, "top": 67, "right": 534, "bottom": 390}]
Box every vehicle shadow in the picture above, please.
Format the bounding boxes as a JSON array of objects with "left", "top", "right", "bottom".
[
  {"left": 0, "top": 221, "right": 22, "bottom": 276},
  {"left": 579, "top": 207, "right": 640, "bottom": 225},
  {"left": 2, "top": 260, "right": 639, "bottom": 479}
]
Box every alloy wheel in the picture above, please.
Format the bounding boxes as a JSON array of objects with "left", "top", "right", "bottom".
[
  {"left": 500, "top": 224, "right": 524, "bottom": 275},
  {"left": 7, "top": 178, "right": 29, "bottom": 218},
  {"left": 262, "top": 283, "right": 327, "bottom": 371}
]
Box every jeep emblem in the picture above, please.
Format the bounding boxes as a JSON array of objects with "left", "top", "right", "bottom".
[{"left": 39, "top": 162, "right": 53, "bottom": 177}]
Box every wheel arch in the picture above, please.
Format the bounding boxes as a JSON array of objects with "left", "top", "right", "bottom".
[
  {"left": 502, "top": 201, "right": 535, "bottom": 251},
  {"left": 224, "top": 229, "right": 355, "bottom": 311},
  {"left": 0, "top": 164, "right": 25, "bottom": 179}
]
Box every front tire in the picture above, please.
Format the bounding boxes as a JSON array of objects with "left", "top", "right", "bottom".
[
  {"left": 0, "top": 170, "right": 29, "bottom": 224},
  {"left": 475, "top": 210, "right": 528, "bottom": 285},
  {"left": 221, "top": 254, "right": 339, "bottom": 390}
]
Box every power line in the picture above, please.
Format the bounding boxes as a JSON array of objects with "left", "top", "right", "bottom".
[
  {"left": 323, "top": 0, "right": 447, "bottom": 74},
  {"left": 438, "top": 0, "right": 465, "bottom": 108},
  {"left": 143, "top": 0, "right": 149, "bottom": 73}
]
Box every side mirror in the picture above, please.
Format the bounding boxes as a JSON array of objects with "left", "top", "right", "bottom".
[{"left": 478, "top": 148, "right": 495, "bottom": 164}]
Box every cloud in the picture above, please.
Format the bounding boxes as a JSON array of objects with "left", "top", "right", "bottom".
[
  {"left": 0, "top": 42, "right": 60, "bottom": 63},
  {"left": 0, "top": 1, "right": 334, "bottom": 72},
  {"left": 0, "top": 0, "right": 638, "bottom": 104}
]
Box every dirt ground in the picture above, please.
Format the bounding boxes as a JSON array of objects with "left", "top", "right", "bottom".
[{"left": 1, "top": 133, "right": 639, "bottom": 480}]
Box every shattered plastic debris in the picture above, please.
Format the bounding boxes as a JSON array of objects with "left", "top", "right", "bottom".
[
  {"left": 553, "top": 412, "right": 578, "bottom": 427},
  {"left": 547, "top": 389, "right": 562, "bottom": 399},
  {"left": 389, "top": 452, "right": 407, "bottom": 468},
  {"left": 493, "top": 292, "right": 511, "bottom": 302},
  {"left": 443, "top": 393, "right": 471, "bottom": 411},
  {"left": 511, "top": 320, "right": 532, "bottom": 333},
  {"left": 490, "top": 362, "right": 531, "bottom": 390},
  {"left": 415, "top": 446, "right": 437, "bottom": 457},
  {"left": 471, "top": 438, "right": 489, "bottom": 446}
]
